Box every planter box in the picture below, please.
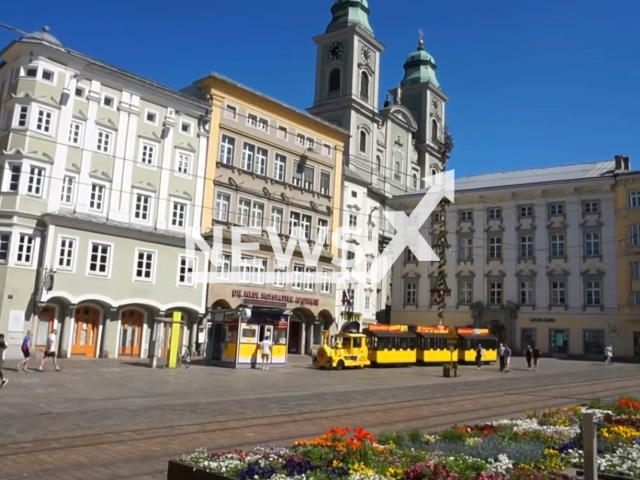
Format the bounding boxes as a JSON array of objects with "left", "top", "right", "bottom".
[
  {"left": 168, "top": 460, "right": 233, "bottom": 480},
  {"left": 576, "top": 470, "right": 636, "bottom": 480}
]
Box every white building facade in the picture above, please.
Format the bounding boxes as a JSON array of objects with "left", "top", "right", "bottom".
[{"left": 388, "top": 160, "right": 629, "bottom": 358}]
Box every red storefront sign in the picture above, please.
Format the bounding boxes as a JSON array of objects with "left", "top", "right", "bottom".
[{"left": 231, "top": 290, "right": 320, "bottom": 307}]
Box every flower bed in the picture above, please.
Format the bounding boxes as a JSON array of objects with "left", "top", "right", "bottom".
[{"left": 175, "top": 397, "right": 640, "bottom": 480}]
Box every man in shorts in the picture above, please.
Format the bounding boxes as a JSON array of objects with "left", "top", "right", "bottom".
[
  {"left": 38, "top": 329, "right": 61, "bottom": 372},
  {"left": 0, "top": 333, "right": 8, "bottom": 387},
  {"left": 19, "top": 330, "right": 33, "bottom": 372},
  {"left": 259, "top": 335, "right": 273, "bottom": 371}
]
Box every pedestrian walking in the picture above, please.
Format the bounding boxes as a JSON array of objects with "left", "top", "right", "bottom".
[
  {"left": 525, "top": 345, "right": 533, "bottom": 370},
  {"left": 19, "top": 330, "right": 33, "bottom": 372},
  {"left": 532, "top": 345, "right": 541, "bottom": 371},
  {"left": 498, "top": 343, "right": 506, "bottom": 372},
  {"left": 259, "top": 335, "right": 273, "bottom": 371},
  {"left": 475, "top": 344, "right": 484, "bottom": 369},
  {"left": 38, "top": 329, "right": 61, "bottom": 372},
  {"left": 604, "top": 344, "right": 613, "bottom": 365},
  {"left": 504, "top": 345, "right": 512, "bottom": 372},
  {"left": 0, "top": 333, "right": 8, "bottom": 387}
]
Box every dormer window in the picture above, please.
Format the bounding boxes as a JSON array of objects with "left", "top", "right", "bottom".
[
  {"left": 360, "top": 72, "right": 369, "bottom": 101},
  {"left": 25, "top": 67, "right": 38, "bottom": 78}
]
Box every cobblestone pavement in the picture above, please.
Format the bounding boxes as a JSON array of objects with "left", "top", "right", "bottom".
[{"left": 0, "top": 356, "right": 639, "bottom": 479}]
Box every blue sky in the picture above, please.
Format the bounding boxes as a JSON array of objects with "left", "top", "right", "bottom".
[{"left": 2, "top": 0, "right": 638, "bottom": 176}]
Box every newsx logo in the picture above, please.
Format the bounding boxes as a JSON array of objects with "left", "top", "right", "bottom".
[{"left": 185, "top": 170, "right": 455, "bottom": 286}]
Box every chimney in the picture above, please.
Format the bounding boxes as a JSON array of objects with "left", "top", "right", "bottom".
[
  {"left": 614, "top": 155, "right": 623, "bottom": 170},
  {"left": 623, "top": 156, "right": 631, "bottom": 171},
  {"left": 614, "top": 155, "right": 631, "bottom": 171}
]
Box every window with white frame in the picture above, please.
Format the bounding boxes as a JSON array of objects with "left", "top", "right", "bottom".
[
  {"left": 520, "top": 206, "right": 534, "bottom": 218},
  {"left": 584, "top": 201, "right": 599, "bottom": 214},
  {"left": 489, "top": 236, "right": 502, "bottom": 259},
  {"left": 180, "top": 121, "right": 192, "bottom": 135},
  {"left": 630, "top": 224, "right": 640, "bottom": 246},
  {"left": 176, "top": 152, "right": 191, "bottom": 175},
  {"left": 488, "top": 207, "right": 502, "bottom": 220},
  {"left": 134, "top": 250, "right": 155, "bottom": 282},
  {"left": 631, "top": 261, "right": 640, "bottom": 280},
  {"left": 489, "top": 281, "right": 502, "bottom": 304},
  {"left": 145, "top": 111, "right": 157, "bottom": 125},
  {"left": 292, "top": 265, "right": 304, "bottom": 290},
  {"left": 41, "top": 69, "right": 54, "bottom": 82},
  {"left": 16, "top": 105, "right": 28, "bottom": 128},
  {"left": 520, "top": 235, "right": 534, "bottom": 258},
  {"left": 102, "top": 95, "right": 115, "bottom": 108},
  {"left": 520, "top": 280, "right": 534, "bottom": 305},
  {"left": 301, "top": 214, "right": 312, "bottom": 240},
  {"left": 57, "top": 237, "right": 76, "bottom": 270},
  {"left": 321, "top": 270, "right": 331, "bottom": 294},
  {"left": 584, "top": 232, "right": 601, "bottom": 257},
  {"left": 551, "top": 280, "right": 567, "bottom": 305},
  {"left": 88, "top": 183, "right": 105, "bottom": 212},
  {"left": 251, "top": 202, "right": 264, "bottom": 229},
  {"left": 241, "top": 143, "right": 255, "bottom": 171},
  {"left": 274, "top": 154, "right": 286, "bottom": 182},
  {"left": 0, "top": 232, "right": 10, "bottom": 263},
  {"left": 304, "top": 267, "right": 315, "bottom": 291},
  {"left": 549, "top": 203, "right": 564, "bottom": 216},
  {"left": 349, "top": 213, "right": 357, "bottom": 228},
  {"left": 247, "top": 114, "right": 258, "bottom": 127},
  {"left": 273, "top": 268, "right": 286, "bottom": 288},
  {"left": 239, "top": 256, "right": 253, "bottom": 283},
  {"left": 303, "top": 165, "right": 314, "bottom": 190},
  {"left": 96, "top": 129, "right": 113, "bottom": 154},
  {"left": 292, "top": 162, "right": 303, "bottom": 187},
  {"left": 405, "top": 248, "right": 416, "bottom": 263},
  {"left": 216, "top": 252, "right": 232, "bottom": 280},
  {"left": 35, "top": 107, "right": 53, "bottom": 134},
  {"left": 320, "top": 171, "right": 331, "bottom": 196},
  {"left": 133, "top": 193, "right": 152, "bottom": 222},
  {"left": 585, "top": 280, "right": 601, "bottom": 306},
  {"left": 75, "top": 86, "right": 85, "bottom": 98},
  {"left": 171, "top": 201, "right": 187, "bottom": 229},
  {"left": 219, "top": 135, "right": 235, "bottom": 165},
  {"left": 628, "top": 191, "right": 640, "bottom": 208},
  {"left": 289, "top": 211, "right": 301, "bottom": 236},
  {"left": 16, "top": 233, "right": 34, "bottom": 265},
  {"left": 405, "top": 281, "right": 417, "bottom": 305},
  {"left": 7, "top": 164, "right": 21, "bottom": 192},
  {"left": 317, "top": 218, "right": 329, "bottom": 244},
  {"left": 277, "top": 126, "right": 287, "bottom": 139},
  {"left": 253, "top": 258, "right": 267, "bottom": 285},
  {"left": 214, "top": 192, "right": 230, "bottom": 222},
  {"left": 296, "top": 133, "right": 305, "bottom": 145},
  {"left": 305, "top": 137, "right": 315, "bottom": 149},
  {"left": 255, "top": 147, "right": 267, "bottom": 176},
  {"left": 459, "top": 237, "right": 473, "bottom": 261},
  {"left": 237, "top": 199, "right": 251, "bottom": 226},
  {"left": 460, "top": 210, "right": 473, "bottom": 222},
  {"left": 459, "top": 281, "right": 472, "bottom": 304},
  {"left": 365, "top": 295, "right": 371, "bottom": 310},
  {"left": 633, "top": 292, "right": 640, "bottom": 306},
  {"left": 178, "top": 256, "right": 196, "bottom": 286},
  {"left": 257, "top": 118, "right": 268, "bottom": 132},
  {"left": 225, "top": 105, "right": 237, "bottom": 120},
  {"left": 140, "top": 142, "right": 156, "bottom": 166},
  {"left": 26, "top": 166, "right": 45, "bottom": 196},
  {"left": 550, "top": 233, "right": 566, "bottom": 257},
  {"left": 68, "top": 121, "right": 83, "bottom": 145},
  {"left": 25, "top": 67, "right": 38, "bottom": 78},
  {"left": 88, "top": 242, "right": 111, "bottom": 276},
  {"left": 270, "top": 207, "right": 283, "bottom": 234}
]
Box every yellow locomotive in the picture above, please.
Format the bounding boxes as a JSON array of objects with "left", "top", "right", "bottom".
[{"left": 313, "top": 323, "right": 498, "bottom": 370}]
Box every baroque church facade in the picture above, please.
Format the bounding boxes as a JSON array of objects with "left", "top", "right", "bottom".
[{"left": 308, "top": 0, "right": 448, "bottom": 326}]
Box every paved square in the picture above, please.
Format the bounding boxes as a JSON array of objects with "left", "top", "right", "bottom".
[{"left": 0, "top": 356, "right": 639, "bottom": 479}]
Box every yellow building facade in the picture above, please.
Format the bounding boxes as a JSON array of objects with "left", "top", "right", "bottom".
[
  {"left": 614, "top": 162, "right": 640, "bottom": 359},
  {"left": 195, "top": 74, "right": 348, "bottom": 364}
]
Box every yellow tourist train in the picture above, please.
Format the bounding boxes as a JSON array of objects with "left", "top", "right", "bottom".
[{"left": 313, "top": 322, "right": 498, "bottom": 370}]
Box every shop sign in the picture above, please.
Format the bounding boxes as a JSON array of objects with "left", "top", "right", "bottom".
[
  {"left": 231, "top": 290, "right": 319, "bottom": 307},
  {"left": 416, "top": 325, "right": 450, "bottom": 334},
  {"left": 530, "top": 317, "right": 556, "bottom": 323},
  {"left": 368, "top": 324, "right": 407, "bottom": 332},
  {"left": 457, "top": 327, "right": 489, "bottom": 335}
]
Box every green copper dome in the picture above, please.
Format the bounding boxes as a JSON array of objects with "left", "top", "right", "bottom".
[
  {"left": 401, "top": 36, "right": 439, "bottom": 88},
  {"left": 326, "top": 0, "right": 373, "bottom": 35}
]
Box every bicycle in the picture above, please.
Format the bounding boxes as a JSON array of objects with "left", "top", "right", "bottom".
[{"left": 178, "top": 346, "right": 192, "bottom": 369}]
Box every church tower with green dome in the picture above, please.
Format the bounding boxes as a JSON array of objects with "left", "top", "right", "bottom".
[{"left": 394, "top": 31, "right": 448, "bottom": 177}]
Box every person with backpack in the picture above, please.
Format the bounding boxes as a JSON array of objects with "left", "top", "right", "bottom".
[{"left": 475, "top": 344, "right": 484, "bottom": 369}]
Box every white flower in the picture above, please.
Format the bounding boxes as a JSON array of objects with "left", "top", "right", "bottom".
[{"left": 487, "top": 453, "right": 513, "bottom": 474}]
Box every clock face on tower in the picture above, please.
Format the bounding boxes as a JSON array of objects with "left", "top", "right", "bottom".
[
  {"left": 361, "top": 46, "right": 372, "bottom": 63},
  {"left": 328, "top": 42, "right": 344, "bottom": 60}
]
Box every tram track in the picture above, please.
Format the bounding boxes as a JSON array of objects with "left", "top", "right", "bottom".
[{"left": 2, "top": 374, "right": 640, "bottom": 479}]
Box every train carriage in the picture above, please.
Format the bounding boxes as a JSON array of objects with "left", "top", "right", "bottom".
[
  {"left": 365, "top": 324, "right": 417, "bottom": 366},
  {"left": 414, "top": 325, "right": 458, "bottom": 364},
  {"left": 457, "top": 327, "right": 498, "bottom": 364}
]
